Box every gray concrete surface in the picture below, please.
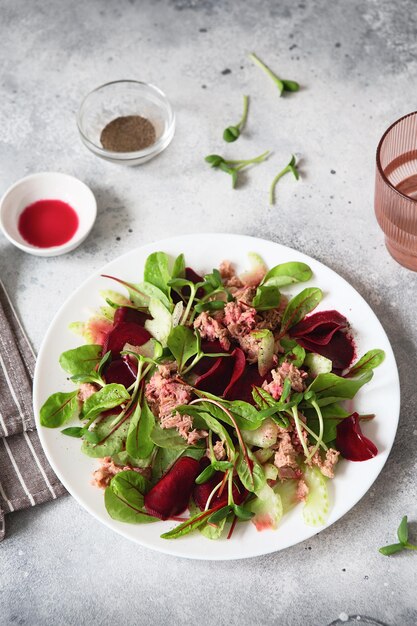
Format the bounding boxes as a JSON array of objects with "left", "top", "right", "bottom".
[{"left": 1, "top": 0, "right": 417, "bottom": 624}]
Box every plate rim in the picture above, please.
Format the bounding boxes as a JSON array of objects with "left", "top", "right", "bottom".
[{"left": 33, "top": 233, "right": 401, "bottom": 560}]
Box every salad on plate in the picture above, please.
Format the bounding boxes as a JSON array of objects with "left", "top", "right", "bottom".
[{"left": 39, "top": 251, "right": 384, "bottom": 541}]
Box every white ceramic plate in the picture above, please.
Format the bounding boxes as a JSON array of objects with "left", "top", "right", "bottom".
[{"left": 33, "top": 234, "right": 400, "bottom": 560}]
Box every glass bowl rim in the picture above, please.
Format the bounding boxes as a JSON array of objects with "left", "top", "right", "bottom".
[
  {"left": 375, "top": 109, "right": 417, "bottom": 203},
  {"left": 76, "top": 79, "right": 175, "bottom": 160}
]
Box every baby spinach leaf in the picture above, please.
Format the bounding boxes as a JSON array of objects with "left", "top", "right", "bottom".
[
  {"left": 40, "top": 391, "right": 79, "bottom": 428},
  {"left": 59, "top": 345, "right": 102, "bottom": 376},
  {"left": 81, "top": 384, "right": 130, "bottom": 421},
  {"left": 81, "top": 413, "right": 130, "bottom": 458},
  {"left": 252, "top": 285, "right": 281, "bottom": 311},
  {"left": 308, "top": 370, "right": 373, "bottom": 400},
  {"left": 126, "top": 398, "right": 155, "bottom": 459},
  {"left": 144, "top": 252, "right": 172, "bottom": 299},
  {"left": 167, "top": 326, "right": 199, "bottom": 372},
  {"left": 262, "top": 262, "right": 312, "bottom": 288},
  {"left": 345, "top": 349, "right": 385, "bottom": 378},
  {"left": 105, "top": 471, "right": 158, "bottom": 524},
  {"left": 112, "top": 450, "right": 153, "bottom": 468},
  {"left": 172, "top": 253, "right": 186, "bottom": 279},
  {"left": 138, "top": 282, "right": 171, "bottom": 310},
  {"left": 306, "top": 417, "right": 339, "bottom": 444},
  {"left": 280, "top": 288, "right": 323, "bottom": 336},
  {"left": 236, "top": 451, "right": 266, "bottom": 495},
  {"left": 61, "top": 426, "right": 84, "bottom": 438},
  {"left": 198, "top": 411, "right": 235, "bottom": 457}
]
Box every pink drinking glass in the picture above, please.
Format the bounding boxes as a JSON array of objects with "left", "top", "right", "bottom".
[{"left": 375, "top": 111, "right": 417, "bottom": 271}]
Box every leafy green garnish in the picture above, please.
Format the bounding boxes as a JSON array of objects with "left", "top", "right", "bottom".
[
  {"left": 167, "top": 326, "right": 199, "bottom": 373},
  {"left": 345, "top": 349, "right": 385, "bottom": 378},
  {"left": 59, "top": 345, "right": 102, "bottom": 376},
  {"left": 261, "top": 261, "right": 312, "bottom": 288},
  {"left": 40, "top": 391, "right": 79, "bottom": 428},
  {"left": 144, "top": 252, "right": 172, "bottom": 299},
  {"left": 279, "top": 287, "right": 323, "bottom": 336},
  {"left": 249, "top": 52, "right": 300, "bottom": 96},
  {"left": 223, "top": 95, "right": 249, "bottom": 143},
  {"left": 205, "top": 150, "right": 270, "bottom": 188},
  {"left": 105, "top": 471, "right": 158, "bottom": 524},
  {"left": 379, "top": 516, "right": 417, "bottom": 556},
  {"left": 126, "top": 398, "right": 155, "bottom": 459},
  {"left": 81, "top": 384, "right": 130, "bottom": 422}
]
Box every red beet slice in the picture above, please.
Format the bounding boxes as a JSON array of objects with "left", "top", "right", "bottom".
[
  {"left": 224, "top": 364, "right": 267, "bottom": 404},
  {"left": 144, "top": 456, "right": 200, "bottom": 520},
  {"left": 193, "top": 459, "right": 246, "bottom": 511},
  {"left": 192, "top": 340, "right": 227, "bottom": 376},
  {"left": 194, "top": 348, "right": 244, "bottom": 396},
  {"left": 290, "top": 310, "right": 348, "bottom": 345},
  {"left": 103, "top": 359, "right": 136, "bottom": 388},
  {"left": 103, "top": 321, "right": 151, "bottom": 357},
  {"left": 336, "top": 412, "right": 378, "bottom": 461},
  {"left": 297, "top": 331, "right": 355, "bottom": 371},
  {"left": 114, "top": 306, "right": 150, "bottom": 327}
]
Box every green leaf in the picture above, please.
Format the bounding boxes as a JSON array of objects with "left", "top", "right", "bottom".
[
  {"left": 40, "top": 391, "right": 79, "bottom": 428},
  {"left": 81, "top": 384, "right": 130, "bottom": 422},
  {"left": 308, "top": 371, "right": 373, "bottom": 400},
  {"left": 151, "top": 447, "right": 186, "bottom": 484},
  {"left": 172, "top": 253, "right": 186, "bottom": 279},
  {"left": 379, "top": 543, "right": 405, "bottom": 556},
  {"left": 81, "top": 413, "right": 131, "bottom": 458},
  {"left": 197, "top": 411, "right": 235, "bottom": 457},
  {"left": 306, "top": 417, "right": 339, "bottom": 444},
  {"left": 167, "top": 326, "right": 199, "bottom": 372},
  {"left": 97, "top": 351, "right": 112, "bottom": 378},
  {"left": 282, "top": 79, "right": 300, "bottom": 92},
  {"left": 161, "top": 509, "right": 213, "bottom": 539},
  {"left": 144, "top": 252, "right": 172, "bottom": 299},
  {"left": 126, "top": 398, "right": 155, "bottom": 459},
  {"left": 59, "top": 345, "right": 102, "bottom": 376},
  {"left": 262, "top": 262, "right": 312, "bottom": 288},
  {"left": 280, "top": 288, "right": 323, "bottom": 335},
  {"left": 223, "top": 126, "right": 240, "bottom": 142},
  {"left": 279, "top": 337, "right": 306, "bottom": 367},
  {"left": 105, "top": 471, "right": 158, "bottom": 524},
  {"left": 61, "top": 426, "right": 84, "bottom": 438},
  {"left": 345, "top": 349, "right": 385, "bottom": 378},
  {"left": 150, "top": 423, "right": 191, "bottom": 450},
  {"left": 397, "top": 516, "right": 409, "bottom": 544},
  {"left": 138, "top": 281, "right": 171, "bottom": 310},
  {"left": 195, "top": 464, "right": 216, "bottom": 485},
  {"left": 252, "top": 285, "right": 281, "bottom": 311},
  {"left": 208, "top": 505, "right": 232, "bottom": 524},
  {"left": 233, "top": 504, "right": 255, "bottom": 520},
  {"left": 236, "top": 451, "right": 266, "bottom": 495},
  {"left": 194, "top": 300, "right": 226, "bottom": 313}
]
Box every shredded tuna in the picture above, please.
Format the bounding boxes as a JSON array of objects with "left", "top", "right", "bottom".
[
  {"left": 223, "top": 301, "right": 257, "bottom": 338},
  {"left": 277, "top": 466, "right": 302, "bottom": 481},
  {"left": 274, "top": 432, "right": 299, "bottom": 470},
  {"left": 296, "top": 478, "right": 309, "bottom": 502},
  {"left": 256, "top": 309, "right": 282, "bottom": 332},
  {"left": 219, "top": 260, "right": 243, "bottom": 288},
  {"left": 230, "top": 286, "right": 257, "bottom": 305},
  {"left": 145, "top": 361, "right": 192, "bottom": 418},
  {"left": 212, "top": 439, "right": 226, "bottom": 460},
  {"left": 262, "top": 361, "right": 307, "bottom": 399},
  {"left": 160, "top": 411, "right": 207, "bottom": 445},
  {"left": 307, "top": 447, "right": 340, "bottom": 478},
  {"left": 193, "top": 312, "right": 231, "bottom": 350},
  {"left": 92, "top": 456, "right": 150, "bottom": 489},
  {"left": 78, "top": 383, "right": 98, "bottom": 402}
]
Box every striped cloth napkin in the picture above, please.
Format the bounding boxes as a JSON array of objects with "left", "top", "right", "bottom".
[{"left": 0, "top": 280, "right": 66, "bottom": 540}]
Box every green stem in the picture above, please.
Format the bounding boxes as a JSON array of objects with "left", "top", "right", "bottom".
[
  {"left": 305, "top": 400, "right": 324, "bottom": 462},
  {"left": 405, "top": 543, "right": 417, "bottom": 551},
  {"left": 227, "top": 150, "right": 270, "bottom": 168},
  {"left": 270, "top": 166, "right": 290, "bottom": 205},
  {"left": 291, "top": 406, "right": 310, "bottom": 458},
  {"left": 227, "top": 470, "right": 234, "bottom": 506},
  {"left": 181, "top": 284, "right": 197, "bottom": 325},
  {"left": 237, "top": 95, "right": 249, "bottom": 130},
  {"left": 249, "top": 52, "right": 283, "bottom": 92}
]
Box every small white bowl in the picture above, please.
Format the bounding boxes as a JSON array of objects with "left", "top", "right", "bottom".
[{"left": 0, "top": 172, "right": 97, "bottom": 257}]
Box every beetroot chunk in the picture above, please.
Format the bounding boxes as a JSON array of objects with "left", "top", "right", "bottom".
[
  {"left": 144, "top": 457, "right": 200, "bottom": 520},
  {"left": 336, "top": 412, "right": 378, "bottom": 461},
  {"left": 224, "top": 364, "right": 267, "bottom": 404},
  {"left": 113, "top": 306, "right": 150, "bottom": 327},
  {"left": 193, "top": 460, "right": 246, "bottom": 511},
  {"left": 103, "top": 321, "right": 151, "bottom": 357},
  {"left": 103, "top": 359, "right": 136, "bottom": 388}
]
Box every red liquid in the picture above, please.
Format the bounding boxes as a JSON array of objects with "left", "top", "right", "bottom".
[{"left": 18, "top": 199, "right": 79, "bottom": 248}]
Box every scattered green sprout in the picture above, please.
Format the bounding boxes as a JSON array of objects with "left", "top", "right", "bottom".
[
  {"left": 249, "top": 52, "right": 299, "bottom": 96},
  {"left": 379, "top": 516, "right": 417, "bottom": 556},
  {"left": 269, "top": 155, "right": 300, "bottom": 205},
  {"left": 205, "top": 150, "right": 270, "bottom": 188},
  {"left": 223, "top": 95, "right": 249, "bottom": 142}
]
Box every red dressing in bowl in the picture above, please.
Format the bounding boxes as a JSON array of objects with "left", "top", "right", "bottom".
[{"left": 18, "top": 199, "right": 79, "bottom": 248}]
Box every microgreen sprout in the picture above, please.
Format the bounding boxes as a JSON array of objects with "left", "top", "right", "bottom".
[
  {"left": 379, "top": 516, "right": 417, "bottom": 556},
  {"left": 269, "top": 155, "right": 300, "bottom": 205},
  {"left": 205, "top": 150, "right": 270, "bottom": 188},
  {"left": 223, "top": 95, "right": 249, "bottom": 142},
  {"left": 249, "top": 52, "right": 300, "bottom": 96}
]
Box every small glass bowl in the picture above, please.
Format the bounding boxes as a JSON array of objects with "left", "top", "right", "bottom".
[{"left": 77, "top": 80, "right": 175, "bottom": 166}]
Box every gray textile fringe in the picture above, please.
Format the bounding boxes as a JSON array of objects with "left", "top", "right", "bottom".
[{"left": 0, "top": 280, "right": 66, "bottom": 540}]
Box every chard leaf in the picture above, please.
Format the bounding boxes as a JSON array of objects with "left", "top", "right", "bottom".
[
  {"left": 167, "top": 326, "right": 199, "bottom": 372},
  {"left": 144, "top": 252, "right": 172, "bottom": 299},
  {"left": 280, "top": 288, "right": 323, "bottom": 335},
  {"left": 59, "top": 345, "right": 102, "bottom": 376},
  {"left": 308, "top": 370, "right": 373, "bottom": 400},
  {"left": 200, "top": 399, "right": 262, "bottom": 431},
  {"left": 81, "top": 413, "right": 130, "bottom": 458},
  {"left": 262, "top": 261, "right": 312, "bottom": 288},
  {"left": 105, "top": 470, "right": 158, "bottom": 524},
  {"left": 345, "top": 349, "right": 385, "bottom": 378},
  {"left": 236, "top": 451, "right": 266, "bottom": 495},
  {"left": 81, "top": 384, "right": 130, "bottom": 421},
  {"left": 161, "top": 509, "right": 214, "bottom": 539},
  {"left": 252, "top": 285, "right": 281, "bottom": 311},
  {"left": 126, "top": 398, "right": 155, "bottom": 459},
  {"left": 40, "top": 391, "right": 79, "bottom": 428},
  {"left": 145, "top": 298, "right": 172, "bottom": 347}
]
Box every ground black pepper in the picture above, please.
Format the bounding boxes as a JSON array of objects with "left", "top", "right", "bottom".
[{"left": 100, "top": 115, "right": 156, "bottom": 152}]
